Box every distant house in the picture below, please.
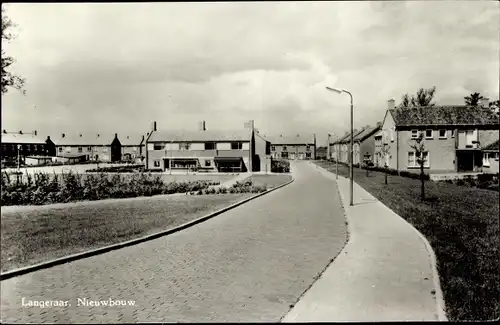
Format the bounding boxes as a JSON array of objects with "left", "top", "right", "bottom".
[
  {"left": 25, "top": 156, "right": 53, "bottom": 166},
  {"left": 53, "top": 133, "right": 122, "bottom": 163},
  {"left": 352, "top": 123, "right": 382, "bottom": 165},
  {"left": 266, "top": 134, "right": 316, "bottom": 160},
  {"left": 145, "top": 121, "right": 271, "bottom": 172},
  {"left": 120, "top": 134, "right": 146, "bottom": 163},
  {"left": 330, "top": 130, "right": 365, "bottom": 164},
  {"left": 379, "top": 98, "right": 499, "bottom": 173},
  {"left": 1, "top": 130, "right": 53, "bottom": 165}
]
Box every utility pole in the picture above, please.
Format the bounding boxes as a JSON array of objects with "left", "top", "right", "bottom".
[{"left": 248, "top": 120, "right": 254, "bottom": 172}]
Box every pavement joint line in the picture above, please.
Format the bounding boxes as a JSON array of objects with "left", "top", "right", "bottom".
[
  {"left": 279, "top": 168, "right": 350, "bottom": 323},
  {"left": 0, "top": 176, "right": 295, "bottom": 281},
  {"left": 313, "top": 162, "right": 448, "bottom": 321}
]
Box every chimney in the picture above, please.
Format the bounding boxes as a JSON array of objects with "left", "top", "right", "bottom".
[
  {"left": 62, "top": 133, "right": 65, "bottom": 138},
  {"left": 199, "top": 120, "right": 206, "bottom": 131},
  {"left": 19, "top": 130, "right": 23, "bottom": 134},
  {"left": 34, "top": 130, "right": 37, "bottom": 136},
  {"left": 115, "top": 133, "right": 118, "bottom": 139},
  {"left": 388, "top": 98, "right": 395, "bottom": 110},
  {"left": 296, "top": 134, "right": 300, "bottom": 137},
  {"left": 127, "top": 136, "right": 130, "bottom": 139},
  {"left": 376, "top": 121, "right": 382, "bottom": 127},
  {"left": 481, "top": 97, "right": 489, "bottom": 108},
  {"left": 47, "top": 136, "right": 51, "bottom": 140},
  {"left": 153, "top": 121, "right": 157, "bottom": 131},
  {"left": 2, "top": 130, "right": 6, "bottom": 133},
  {"left": 97, "top": 134, "right": 100, "bottom": 137},
  {"left": 280, "top": 134, "right": 282, "bottom": 137},
  {"left": 79, "top": 133, "right": 82, "bottom": 137}
]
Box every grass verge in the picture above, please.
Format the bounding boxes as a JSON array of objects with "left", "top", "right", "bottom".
[
  {"left": 313, "top": 160, "right": 499, "bottom": 321},
  {"left": 1, "top": 193, "right": 252, "bottom": 272}
]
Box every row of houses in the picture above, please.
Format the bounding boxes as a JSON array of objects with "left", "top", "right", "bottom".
[
  {"left": 1, "top": 120, "right": 317, "bottom": 171},
  {"left": 328, "top": 98, "right": 500, "bottom": 174},
  {"left": 143, "top": 121, "right": 316, "bottom": 173},
  {"left": 1, "top": 130, "right": 146, "bottom": 166}
]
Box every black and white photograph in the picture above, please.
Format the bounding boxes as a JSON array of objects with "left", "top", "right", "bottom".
[{"left": 1, "top": 1, "right": 499, "bottom": 323}]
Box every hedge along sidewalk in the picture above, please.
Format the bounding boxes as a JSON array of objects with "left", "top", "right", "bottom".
[
  {"left": 0, "top": 176, "right": 294, "bottom": 281},
  {"left": 283, "top": 164, "right": 446, "bottom": 322}
]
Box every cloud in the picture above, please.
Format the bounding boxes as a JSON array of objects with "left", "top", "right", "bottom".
[{"left": 1, "top": 1, "right": 498, "bottom": 146}]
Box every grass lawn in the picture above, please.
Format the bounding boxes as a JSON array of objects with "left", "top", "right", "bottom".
[
  {"left": 245, "top": 174, "right": 293, "bottom": 189},
  {"left": 313, "top": 160, "right": 499, "bottom": 321},
  {"left": 1, "top": 193, "right": 252, "bottom": 273}
]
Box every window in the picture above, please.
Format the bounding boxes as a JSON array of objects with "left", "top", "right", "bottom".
[
  {"left": 439, "top": 130, "right": 447, "bottom": 139},
  {"left": 283, "top": 146, "right": 287, "bottom": 151},
  {"left": 78, "top": 147, "right": 83, "bottom": 153},
  {"left": 411, "top": 130, "right": 418, "bottom": 139},
  {"left": 66, "top": 146, "right": 71, "bottom": 153},
  {"left": 87, "top": 147, "right": 92, "bottom": 152},
  {"left": 231, "top": 142, "right": 242, "bottom": 150},
  {"left": 409, "top": 151, "right": 429, "bottom": 168},
  {"left": 271, "top": 146, "right": 275, "bottom": 151},
  {"left": 306, "top": 145, "right": 311, "bottom": 151},
  {"left": 306, "top": 152, "right": 311, "bottom": 158},
  {"left": 408, "top": 152, "right": 416, "bottom": 167},
  {"left": 133, "top": 147, "right": 137, "bottom": 152},
  {"left": 483, "top": 153, "right": 490, "bottom": 167},
  {"left": 205, "top": 160, "right": 211, "bottom": 167},
  {"left": 58, "top": 147, "right": 63, "bottom": 152},
  {"left": 153, "top": 160, "right": 160, "bottom": 167},
  {"left": 425, "top": 130, "right": 433, "bottom": 139},
  {"left": 496, "top": 152, "right": 499, "bottom": 161},
  {"left": 153, "top": 143, "right": 164, "bottom": 150},
  {"left": 102, "top": 147, "right": 108, "bottom": 153},
  {"left": 450, "top": 130, "right": 455, "bottom": 138},
  {"left": 205, "top": 142, "right": 215, "bottom": 150},
  {"left": 179, "top": 142, "right": 190, "bottom": 150},
  {"left": 281, "top": 152, "right": 288, "bottom": 159}
]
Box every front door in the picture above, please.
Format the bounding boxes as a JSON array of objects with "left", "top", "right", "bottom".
[
  {"left": 163, "top": 158, "right": 170, "bottom": 171},
  {"left": 290, "top": 153, "right": 296, "bottom": 160}
]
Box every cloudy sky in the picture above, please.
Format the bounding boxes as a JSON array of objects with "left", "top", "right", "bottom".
[{"left": 2, "top": 1, "right": 499, "bottom": 145}]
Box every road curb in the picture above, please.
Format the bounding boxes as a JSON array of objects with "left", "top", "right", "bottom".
[
  {"left": 314, "top": 163, "right": 448, "bottom": 321},
  {"left": 0, "top": 177, "right": 295, "bottom": 281}
]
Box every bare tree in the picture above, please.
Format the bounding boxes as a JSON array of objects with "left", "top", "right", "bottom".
[
  {"left": 399, "top": 86, "right": 436, "bottom": 108},
  {"left": 410, "top": 132, "right": 427, "bottom": 201},
  {"left": 464, "top": 92, "right": 484, "bottom": 106},
  {"left": 1, "top": 5, "right": 25, "bottom": 95}
]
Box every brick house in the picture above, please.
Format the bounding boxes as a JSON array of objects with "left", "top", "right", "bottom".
[
  {"left": 120, "top": 134, "right": 146, "bottom": 163},
  {"left": 1, "top": 130, "right": 54, "bottom": 166},
  {"left": 267, "top": 134, "right": 316, "bottom": 160},
  {"left": 352, "top": 123, "right": 382, "bottom": 165},
  {"left": 379, "top": 98, "right": 499, "bottom": 173},
  {"left": 54, "top": 133, "right": 122, "bottom": 162},
  {"left": 145, "top": 121, "right": 271, "bottom": 172}
]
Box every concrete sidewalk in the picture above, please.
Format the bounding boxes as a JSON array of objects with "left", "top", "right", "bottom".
[{"left": 282, "top": 164, "right": 447, "bottom": 322}]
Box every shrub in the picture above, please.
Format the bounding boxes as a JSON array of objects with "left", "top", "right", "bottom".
[{"left": 271, "top": 159, "right": 290, "bottom": 173}]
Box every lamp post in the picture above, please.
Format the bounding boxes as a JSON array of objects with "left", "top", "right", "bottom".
[{"left": 326, "top": 86, "right": 354, "bottom": 206}]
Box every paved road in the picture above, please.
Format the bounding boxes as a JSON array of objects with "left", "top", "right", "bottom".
[{"left": 0, "top": 161, "right": 347, "bottom": 323}]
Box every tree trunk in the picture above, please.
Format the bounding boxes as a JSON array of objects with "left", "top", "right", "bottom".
[
  {"left": 420, "top": 164, "right": 425, "bottom": 201},
  {"left": 384, "top": 166, "right": 388, "bottom": 185}
]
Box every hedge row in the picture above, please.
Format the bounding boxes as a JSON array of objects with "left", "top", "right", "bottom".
[
  {"left": 271, "top": 159, "right": 290, "bottom": 173},
  {"left": 0, "top": 171, "right": 220, "bottom": 206},
  {"left": 327, "top": 159, "right": 430, "bottom": 180},
  {"left": 86, "top": 165, "right": 145, "bottom": 173},
  {"left": 191, "top": 180, "right": 267, "bottom": 195},
  {"left": 441, "top": 174, "right": 499, "bottom": 191}
]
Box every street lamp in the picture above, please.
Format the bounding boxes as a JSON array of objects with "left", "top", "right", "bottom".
[
  {"left": 326, "top": 86, "right": 354, "bottom": 206},
  {"left": 328, "top": 133, "right": 339, "bottom": 180}
]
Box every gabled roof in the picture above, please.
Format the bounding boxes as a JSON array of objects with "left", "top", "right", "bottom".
[
  {"left": 389, "top": 106, "right": 499, "bottom": 127},
  {"left": 483, "top": 139, "right": 499, "bottom": 151},
  {"left": 54, "top": 133, "right": 117, "bottom": 146},
  {"left": 333, "top": 129, "right": 365, "bottom": 144},
  {"left": 120, "top": 134, "right": 145, "bottom": 146},
  {"left": 148, "top": 129, "right": 251, "bottom": 142},
  {"left": 265, "top": 134, "right": 315, "bottom": 145},
  {"left": 353, "top": 125, "right": 382, "bottom": 142},
  {"left": 1, "top": 132, "right": 47, "bottom": 144}
]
